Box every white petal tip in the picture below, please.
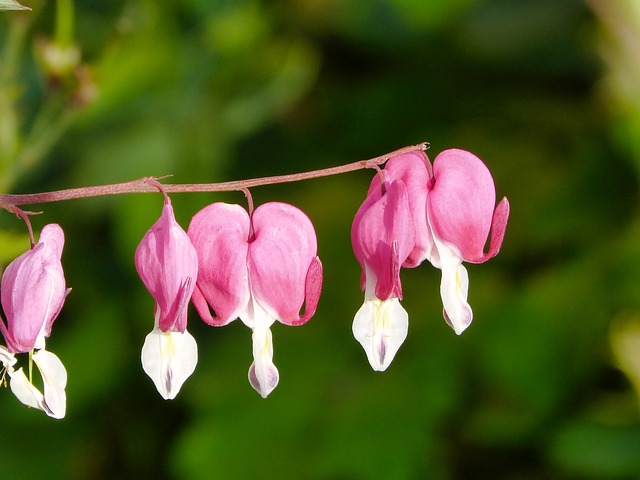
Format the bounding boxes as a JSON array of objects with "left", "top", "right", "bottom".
[
  {"left": 353, "top": 297, "right": 408, "bottom": 371},
  {"left": 141, "top": 328, "right": 198, "bottom": 400},
  {"left": 8, "top": 350, "right": 67, "bottom": 419},
  {"left": 440, "top": 263, "right": 473, "bottom": 335},
  {"left": 443, "top": 306, "right": 472, "bottom": 335},
  {"left": 248, "top": 362, "right": 279, "bottom": 398},
  {"left": 249, "top": 325, "right": 279, "bottom": 398}
]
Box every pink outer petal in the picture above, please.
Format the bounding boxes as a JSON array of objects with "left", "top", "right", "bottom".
[
  {"left": 247, "top": 202, "right": 322, "bottom": 326},
  {"left": 0, "top": 224, "right": 67, "bottom": 353},
  {"left": 39, "top": 225, "right": 68, "bottom": 342},
  {"left": 288, "top": 256, "right": 322, "bottom": 326},
  {"left": 428, "top": 149, "right": 508, "bottom": 263},
  {"left": 382, "top": 151, "right": 433, "bottom": 268},
  {"left": 135, "top": 202, "right": 198, "bottom": 332},
  {"left": 188, "top": 203, "right": 250, "bottom": 326},
  {"left": 40, "top": 223, "right": 65, "bottom": 258},
  {"left": 352, "top": 180, "right": 383, "bottom": 291},
  {"left": 477, "top": 196, "right": 510, "bottom": 263},
  {"left": 351, "top": 180, "right": 414, "bottom": 300}
]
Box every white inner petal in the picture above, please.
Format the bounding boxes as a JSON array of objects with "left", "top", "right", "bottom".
[
  {"left": 353, "top": 296, "right": 408, "bottom": 371},
  {"left": 439, "top": 262, "right": 472, "bottom": 335},
  {"left": 0, "top": 345, "right": 17, "bottom": 369},
  {"left": 430, "top": 236, "right": 473, "bottom": 335},
  {"left": 141, "top": 328, "right": 198, "bottom": 400},
  {"left": 33, "top": 349, "right": 67, "bottom": 419},
  {"left": 248, "top": 321, "right": 279, "bottom": 398},
  {"left": 8, "top": 349, "right": 67, "bottom": 419}
]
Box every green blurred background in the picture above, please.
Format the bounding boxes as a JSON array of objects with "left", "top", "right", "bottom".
[{"left": 2, "top": 0, "right": 640, "bottom": 478}]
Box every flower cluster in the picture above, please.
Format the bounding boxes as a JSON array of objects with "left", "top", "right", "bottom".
[
  {"left": 135, "top": 188, "right": 322, "bottom": 399},
  {"left": 0, "top": 145, "right": 508, "bottom": 417},
  {"left": 351, "top": 149, "right": 509, "bottom": 371},
  {"left": 0, "top": 224, "right": 70, "bottom": 418}
]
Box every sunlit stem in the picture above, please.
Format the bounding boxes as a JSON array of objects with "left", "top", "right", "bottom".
[
  {"left": 372, "top": 164, "right": 386, "bottom": 195},
  {"left": 8, "top": 205, "right": 38, "bottom": 247},
  {"left": 241, "top": 188, "right": 255, "bottom": 242},
  {"left": 0, "top": 143, "right": 429, "bottom": 210},
  {"left": 145, "top": 177, "right": 171, "bottom": 205}
]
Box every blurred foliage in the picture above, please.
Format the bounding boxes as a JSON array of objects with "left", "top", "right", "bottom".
[{"left": 1, "top": 0, "right": 640, "bottom": 479}]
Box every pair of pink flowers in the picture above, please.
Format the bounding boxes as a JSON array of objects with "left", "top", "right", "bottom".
[
  {"left": 135, "top": 190, "right": 322, "bottom": 399},
  {"left": 352, "top": 149, "right": 509, "bottom": 371},
  {"left": 0, "top": 224, "right": 70, "bottom": 418}
]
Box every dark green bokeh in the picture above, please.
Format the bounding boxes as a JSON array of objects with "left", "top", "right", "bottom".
[{"left": 1, "top": 0, "right": 640, "bottom": 478}]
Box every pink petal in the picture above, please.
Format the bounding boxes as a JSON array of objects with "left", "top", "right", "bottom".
[
  {"left": 351, "top": 180, "right": 415, "bottom": 300},
  {"left": 352, "top": 182, "right": 383, "bottom": 291},
  {"left": 283, "top": 256, "right": 323, "bottom": 327},
  {"left": 383, "top": 151, "right": 434, "bottom": 268},
  {"left": 247, "top": 202, "right": 321, "bottom": 325},
  {"left": 135, "top": 202, "right": 198, "bottom": 332},
  {"left": 1, "top": 224, "right": 67, "bottom": 353},
  {"left": 479, "top": 196, "right": 510, "bottom": 262},
  {"left": 188, "top": 203, "right": 251, "bottom": 326},
  {"left": 428, "top": 149, "right": 506, "bottom": 263},
  {"left": 40, "top": 223, "right": 65, "bottom": 258}
]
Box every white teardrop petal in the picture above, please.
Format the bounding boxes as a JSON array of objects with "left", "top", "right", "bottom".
[
  {"left": 353, "top": 297, "right": 408, "bottom": 371},
  {"left": 33, "top": 349, "right": 67, "bottom": 419},
  {"left": 8, "top": 367, "right": 46, "bottom": 411},
  {"left": 439, "top": 263, "right": 472, "bottom": 335},
  {"left": 248, "top": 325, "right": 279, "bottom": 398},
  {"left": 141, "top": 328, "right": 198, "bottom": 400}
]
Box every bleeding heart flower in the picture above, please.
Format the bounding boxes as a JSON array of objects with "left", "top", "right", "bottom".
[
  {"left": 426, "top": 149, "right": 510, "bottom": 334},
  {"left": 351, "top": 152, "right": 431, "bottom": 371},
  {"left": 0, "top": 223, "right": 69, "bottom": 419},
  {"left": 351, "top": 148, "right": 509, "bottom": 370},
  {"left": 136, "top": 196, "right": 199, "bottom": 400},
  {"left": 188, "top": 201, "right": 322, "bottom": 398}
]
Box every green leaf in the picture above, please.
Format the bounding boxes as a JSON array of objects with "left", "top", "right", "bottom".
[{"left": 0, "top": 0, "right": 31, "bottom": 11}]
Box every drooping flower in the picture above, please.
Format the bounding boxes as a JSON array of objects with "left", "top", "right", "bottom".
[
  {"left": 351, "top": 151, "right": 431, "bottom": 371},
  {"left": 351, "top": 148, "right": 509, "bottom": 370},
  {"left": 188, "top": 201, "right": 322, "bottom": 398},
  {"left": 426, "top": 149, "right": 510, "bottom": 335},
  {"left": 0, "top": 223, "right": 69, "bottom": 419},
  {"left": 135, "top": 196, "right": 199, "bottom": 400}
]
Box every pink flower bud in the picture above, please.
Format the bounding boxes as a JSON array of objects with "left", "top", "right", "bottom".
[
  {"left": 0, "top": 224, "right": 68, "bottom": 353},
  {"left": 135, "top": 201, "right": 198, "bottom": 334}
]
